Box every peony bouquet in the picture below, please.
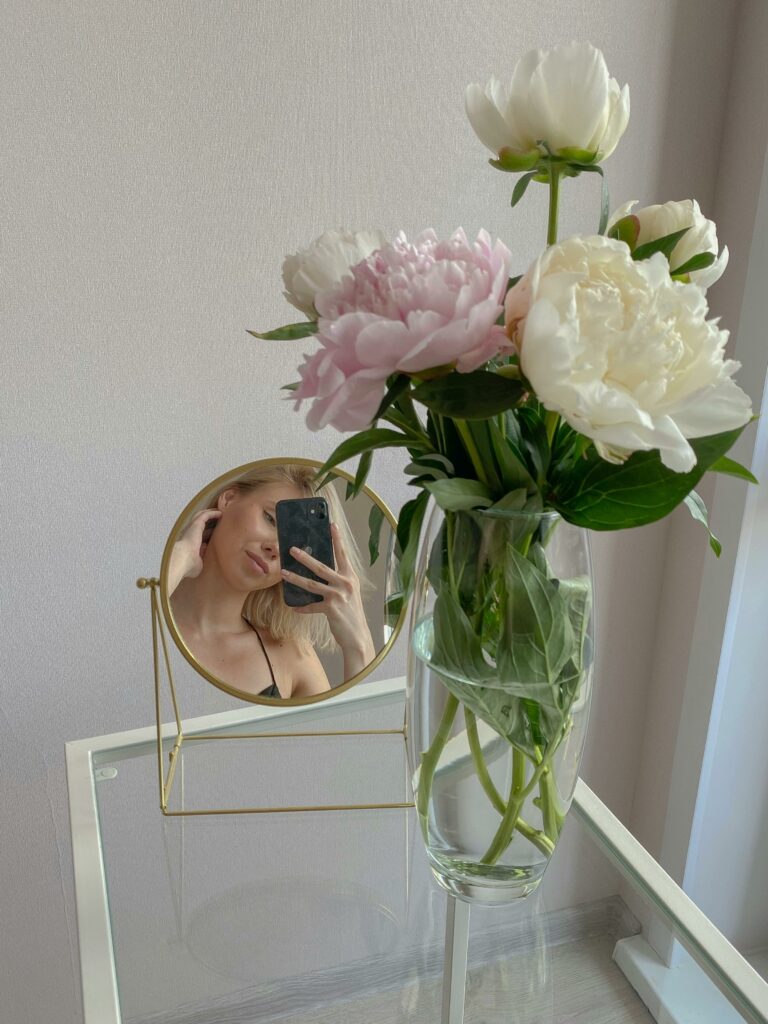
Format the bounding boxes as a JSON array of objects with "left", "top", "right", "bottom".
[{"left": 251, "top": 43, "right": 756, "bottom": 889}]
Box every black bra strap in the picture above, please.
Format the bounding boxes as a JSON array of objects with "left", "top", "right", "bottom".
[{"left": 242, "top": 618, "right": 280, "bottom": 697}]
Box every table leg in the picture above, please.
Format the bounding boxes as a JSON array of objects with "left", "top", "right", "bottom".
[{"left": 442, "top": 895, "right": 470, "bottom": 1024}]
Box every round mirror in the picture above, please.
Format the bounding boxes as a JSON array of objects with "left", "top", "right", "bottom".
[{"left": 159, "top": 458, "right": 403, "bottom": 705}]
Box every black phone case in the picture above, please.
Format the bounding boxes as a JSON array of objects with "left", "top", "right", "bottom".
[{"left": 275, "top": 497, "right": 335, "bottom": 607}]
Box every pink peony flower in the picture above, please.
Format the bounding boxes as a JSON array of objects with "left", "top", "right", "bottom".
[{"left": 293, "top": 228, "right": 512, "bottom": 431}]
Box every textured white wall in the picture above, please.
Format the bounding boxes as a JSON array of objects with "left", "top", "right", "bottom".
[
  {"left": 626, "top": 0, "right": 768, "bottom": 957},
  {"left": 627, "top": 0, "right": 768, "bottom": 931},
  {"left": 0, "top": 1, "right": 745, "bottom": 1020}
]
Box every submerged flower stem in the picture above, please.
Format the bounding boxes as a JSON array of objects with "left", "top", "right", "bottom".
[
  {"left": 465, "top": 708, "right": 505, "bottom": 814},
  {"left": 538, "top": 766, "right": 566, "bottom": 843},
  {"left": 465, "top": 708, "right": 555, "bottom": 857},
  {"left": 416, "top": 692, "right": 460, "bottom": 835},
  {"left": 480, "top": 751, "right": 552, "bottom": 865},
  {"left": 516, "top": 817, "right": 556, "bottom": 857}
]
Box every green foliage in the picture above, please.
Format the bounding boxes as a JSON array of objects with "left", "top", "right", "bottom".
[
  {"left": 372, "top": 374, "right": 412, "bottom": 423},
  {"left": 577, "top": 164, "right": 609, "bottom": 234},
  {"left": 425, "top": 515, "right": 592, "bottom": 758},
  {"left": 424, "top": 478, "right": 493, "bottom": 511},
  {"left": 607, "top": 214, "right": 640, "bottom": 248},
  {"left": 551, "top": 425, "right": 749, "bottom": 529},
  {"left": 708, "top": 455, "right": 758, "bottom": 485},
  {"left": 367, "top": 501, "right": 385, "bottom": 565},
  {"left": 247, "top": 322, "right": 318, "bottom": 341},
  {"left": 684, "top": 491, "right": 721, "bottom": 557},
  {"left": 395, "top": 490, "right": 430, "bottom": 596},
  {"left": 632, "top": 227, "right": 689, "bottom": 262},
  {"left": 412, "top": 370, "right": 525, "bottom": 420},
  {"left": 670, "top": 251, "right": 716, "bottom": 277},
  {"left": 511, "top": 171, "right": 539, "bottom": 207},
  {"left": 316, "top": 427, "right": 428, "bottom": 488}
]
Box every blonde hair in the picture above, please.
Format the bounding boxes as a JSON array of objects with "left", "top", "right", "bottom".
[{"left": 216, "top": 464, "right": 370, "bottom": 652}]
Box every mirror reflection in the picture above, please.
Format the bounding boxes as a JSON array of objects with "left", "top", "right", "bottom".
[{"left": 161, "top": 460, "right": 398, "bottom": 703}]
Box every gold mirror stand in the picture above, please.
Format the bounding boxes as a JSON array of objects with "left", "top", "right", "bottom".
[{"left": 138, "top": 577, "right": 414, "bottom": 817}]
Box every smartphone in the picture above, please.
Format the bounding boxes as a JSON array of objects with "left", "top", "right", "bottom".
[{"left": 275, "top": 497, "right": 335, "bottom": 607}]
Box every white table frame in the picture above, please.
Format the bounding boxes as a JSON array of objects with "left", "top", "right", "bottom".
[{"left": 66, "top": 676, "right": 768, "bottom": 1024}]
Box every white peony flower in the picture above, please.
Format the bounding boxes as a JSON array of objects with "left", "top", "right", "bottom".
[
  {"left": 609, "top": 199, "right": 729, "bottom": 290},
  {"left": 505, "top": 235, "right": 752, "bottom": 473},
  {"left": 466, "top": 42, "right": 629, "bottom": 166},
  {"left": 282, "top": 229, "right": 388, "bottom": 319}
]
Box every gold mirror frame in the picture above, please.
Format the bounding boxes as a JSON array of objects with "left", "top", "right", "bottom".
[
  {"left": 158, "top": 457, "right": 406, "bottom": 707},
  {"left": 138, "top": 457, "right": 412, "bottom": 816}
]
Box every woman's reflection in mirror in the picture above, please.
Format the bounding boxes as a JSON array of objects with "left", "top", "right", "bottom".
[{"left": 168, "top": 465, "right": 375, "bottom": 699}]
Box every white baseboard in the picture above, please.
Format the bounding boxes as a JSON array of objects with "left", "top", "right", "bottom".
[{"left": 614, "top": 934, "right": 748, "bottom": 1024}]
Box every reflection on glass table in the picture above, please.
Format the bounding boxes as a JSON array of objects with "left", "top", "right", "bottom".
[{"left": 66, "top": 677, "right": 768, "bottom": 1024}]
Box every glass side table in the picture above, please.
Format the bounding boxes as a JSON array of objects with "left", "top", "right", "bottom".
[{"left": 66, "top": 677, "right": 768, "bottom": 1024}]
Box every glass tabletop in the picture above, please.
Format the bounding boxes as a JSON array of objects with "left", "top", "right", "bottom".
[{"left": 68, "top": 678, "right": 768, "bottom": 1024}]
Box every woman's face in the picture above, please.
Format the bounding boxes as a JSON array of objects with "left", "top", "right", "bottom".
[{"left": 209, "top": 481, "right": 305, "bottom": 593}]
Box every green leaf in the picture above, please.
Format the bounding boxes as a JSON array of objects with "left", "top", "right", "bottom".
[
  {"left": 384, "top": 591, "right": 404, "bottom": 626},
  {"left": 280, "top": 381, "right": 300, "bottom": 392},
  {"left": 367, "top": 501, "right": 385, "bottom": 565},
  {"left": 396, "top": 490, "right": 430, "bottom": 595},
  {"left": 486, "top": 417, "right": 538, "bottom": 493},
  {"left": 404, "top": 453, "right": 455, "bottom": 481},
  {"left": 607, "top": 214, "right": 640, "bottom": 249},
  {"left": 517, "top": 404, "right": 550, "bottom": 487},
  {"left": 709, "top": 455, "right": 758, "bottom": 485},
  {"left": 577, "top": 164, "right": 609, "bottom": 235},
  {"left": 412, "top": 371, "right": 525, "bottom": 420},
  {"left": 552, "top": 425, "right": 750, "bottom": 530},
  {"left": 346, "top": 449, "right": 372, "bottom": 500},
  {"left": 486, "top": 489, "right": 528, "bottom": 514},
  {"left": 670, "top": 251, "right": 716, "bottom": 276},
  {"left": 246, "top": 322, "right": 318, "bottom": 341},
  {"left": 426, "top": 583, "right": 565, "bottom": 755},
  {"left": 371, "top": 374, "right": 412, "bottom": 424},
  {"left": 316, "top": 428, "right": 427, "bottom": 486},
  {"left": 557, "top": 576, "right": 592, "bottom": 675},
  {"left": 684, "top": 491, "right": 722, "bottom": 557},
  {"left": 632, "top": 227, "right": 689, "bottom": 262},
  {"left": 424, "top": 478, "right": 493, "bottom": 511},
  {"left": 499, "top": 545, "right": 574, "bottom": 686},
  {"left": 511, "top": 171, "right": 539, "bottom": 208}
]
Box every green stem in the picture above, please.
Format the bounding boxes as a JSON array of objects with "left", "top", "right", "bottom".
[
  {"left": 415, "top": 692, "right": 459, "bottom": 835},
  {"left": 480, "top": 751, "right": 552, "bottom": 865},
  {"left": 547, "top": 165, "right": 561, "bottom": 246},
  {"left": 516, "top": 817, "right": 556, "bottom": 857},
  {"left": 537, "top": 765, "right": 566, "bottom": 843},
  {"left": 465, "top": 708, "right": 555, "bottom": 857},
  {"left": 454, "top": 419, "right": 489, "bottom": 486},
  {"left": 545, "top": 410, "right": 559, "bottom": 448},
  {"left": 544, "top": 164, "right": 561, "bottom": 462},
  {"left": 465, "top": 708, "right": 505, "bottom": 814}
]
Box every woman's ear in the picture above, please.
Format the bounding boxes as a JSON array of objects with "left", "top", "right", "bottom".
[{"left": 217, "top": 487, "right": 239, "bottom": 511}]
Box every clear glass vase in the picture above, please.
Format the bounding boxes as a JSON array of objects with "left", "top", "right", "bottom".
[{"left": 406, "top": 503, "right": 595, "bottom": 905}]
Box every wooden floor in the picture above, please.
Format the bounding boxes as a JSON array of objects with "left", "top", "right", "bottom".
[{"left": 274, "top": 934, "right": 654, "bottom": 1024}]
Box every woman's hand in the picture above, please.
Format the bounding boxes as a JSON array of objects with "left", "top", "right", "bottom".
[
  {"left": 166, "top": 509, "right": 222, "bottom": 595},
  {"left": 280, "top": 522, "right": 376, "bottom": 679}
]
